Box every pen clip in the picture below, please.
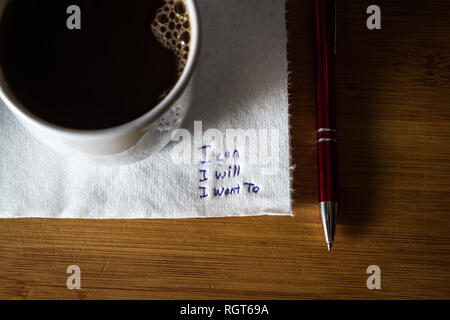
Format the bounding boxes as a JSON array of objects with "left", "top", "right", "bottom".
[{"left": 332, "top": 0, "right": 337, "bottom": 56}]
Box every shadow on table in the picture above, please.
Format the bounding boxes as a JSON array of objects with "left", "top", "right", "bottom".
[{"left": 334, "top": 3, "right": 392, "bottom": 238}]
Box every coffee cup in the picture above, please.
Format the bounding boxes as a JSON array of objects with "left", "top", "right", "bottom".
[{"left": 0, "top": 0, "right": 200, "bottom": 165}]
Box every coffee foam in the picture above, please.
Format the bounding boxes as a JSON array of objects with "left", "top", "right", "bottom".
[{"left": 151, "top": 0, "right": 191, "bottom": 74}]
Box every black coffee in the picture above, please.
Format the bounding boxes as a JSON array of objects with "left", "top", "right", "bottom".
[{"left": 0, "top": 0, "right": 191, "bottom": 130}]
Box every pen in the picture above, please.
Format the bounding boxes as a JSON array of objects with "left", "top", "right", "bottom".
[{"left": 313, "top": 0, "right": 338, "bottom": 250}]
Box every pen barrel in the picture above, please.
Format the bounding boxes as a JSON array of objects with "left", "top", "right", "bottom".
[
  {"left": 314, "top": 0, "right": 336, "bottom": 130},
  {"left": 314, "top": 0, "right": 338, "bottom": 203}
]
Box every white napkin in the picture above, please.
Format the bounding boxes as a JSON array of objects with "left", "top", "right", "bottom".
[{"left": 0, "top": 0, "right": 292, "bottom": 218}]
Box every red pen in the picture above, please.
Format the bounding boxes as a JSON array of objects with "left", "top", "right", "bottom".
[{"left": 314, "top": 0, "right": 338, "bottom": 250}]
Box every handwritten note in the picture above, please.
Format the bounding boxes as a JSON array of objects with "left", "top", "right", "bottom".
[{"left": 198, "top": 145, "right": 261, "bottom": 199}]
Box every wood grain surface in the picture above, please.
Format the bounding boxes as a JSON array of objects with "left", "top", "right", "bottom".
[{"left": 1, "top": 0, "right": 449, "bottom": 299}]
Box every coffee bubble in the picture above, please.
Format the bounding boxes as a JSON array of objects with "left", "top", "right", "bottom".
[{"left": 151, "top": 0, "right": 191, "bottom": 74}]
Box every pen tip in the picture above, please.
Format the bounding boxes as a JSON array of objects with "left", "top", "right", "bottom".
[{"left": 327, "top": 242, "right": 332, "bottom": 251}]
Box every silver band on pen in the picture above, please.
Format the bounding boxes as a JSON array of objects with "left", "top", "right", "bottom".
[
  {"left": 317, "top": 128, "right": 336, "bottom": 133},
  {"left": 316, "top": 138, "right": 337, "bottom": 143},
  {"left": 316, "top": 128, "right": 337, "bottom": 143}
]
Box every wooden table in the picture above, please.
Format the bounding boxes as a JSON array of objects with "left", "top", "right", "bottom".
[{"left": 1, "top": 0, "right": 449, "bottom": 299}]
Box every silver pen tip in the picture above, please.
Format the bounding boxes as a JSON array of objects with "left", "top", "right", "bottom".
[{"left": 320, "top": 202, "right": 338, "bottom": 251}]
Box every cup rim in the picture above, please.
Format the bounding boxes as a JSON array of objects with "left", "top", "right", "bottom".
[{"left": 0, "top": 0, "right": 200, "bottom": 140}]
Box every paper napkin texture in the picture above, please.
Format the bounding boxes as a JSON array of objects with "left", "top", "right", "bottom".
[{"left": 0, "top": 0, "right": 291, "bottom": 218}]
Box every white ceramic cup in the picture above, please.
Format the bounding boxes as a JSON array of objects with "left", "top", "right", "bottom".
[{"left": 0, "top": 0, "right": 200, "bottom": 166}]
